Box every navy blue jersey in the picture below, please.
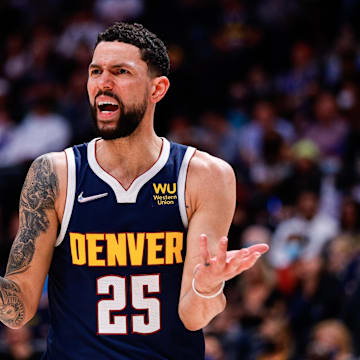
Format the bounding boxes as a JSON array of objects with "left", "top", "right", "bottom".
[{"left": 42, "top": 138, "right": 204, "bottom": 360}]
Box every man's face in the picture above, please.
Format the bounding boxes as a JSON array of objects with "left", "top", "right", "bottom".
[
  {"left": 297, "top": 191, "right": 318, "bottom": 219},
  {"left": 87, "top": 41, "right": 151, "bottom": 139}
]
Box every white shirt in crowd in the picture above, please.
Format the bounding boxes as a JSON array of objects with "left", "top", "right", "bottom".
[
  {"left": 268, "top": 213, "right": 339, "bottom": 268},
  {"left": 0, "top": 111, "right": 71, "bottom": 167}
]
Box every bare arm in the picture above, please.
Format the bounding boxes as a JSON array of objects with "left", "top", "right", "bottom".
[
  {"left": 178, "top": 151, "right": 268, "bottom": 331},
  {"left": 0, "top": 153, "right": 66, "bottom": 328}
]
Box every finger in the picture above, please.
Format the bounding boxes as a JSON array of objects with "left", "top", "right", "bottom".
[
  {"left": 226, "top": 248, "right": 250, "bottom": 262},
  {"left": 216, "top": 236, "right": 228, "bottom": 268},
  {"left": 244, "top": 252, "right": 262, "bottom": 270},
  {"left": 245, "top": 243, "right": 269, "bottom": 254},
  {"left": 228, "top": 251, "right": 262, "bottom": 273},
  {"left": 199, "top": 234, "right": 211, "bottom": 266}
]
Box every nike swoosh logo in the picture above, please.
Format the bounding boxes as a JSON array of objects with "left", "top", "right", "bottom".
[{"left": 78, "top": 191, "right": 108, "bottom": 203}]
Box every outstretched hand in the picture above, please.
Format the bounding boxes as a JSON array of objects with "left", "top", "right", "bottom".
[{"left": 193, "top": 234, "right": 269, "bottom": 295}]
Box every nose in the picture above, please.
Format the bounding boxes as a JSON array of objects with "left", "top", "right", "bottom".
[{"left": 98, "top": 71, "right": 114, "bottom": 90}]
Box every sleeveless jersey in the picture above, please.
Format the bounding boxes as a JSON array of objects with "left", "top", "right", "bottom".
[{"left": 42, "top": 138, "right": 204, "bottom": 360}]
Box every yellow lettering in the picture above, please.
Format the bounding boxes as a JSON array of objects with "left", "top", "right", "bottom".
[
  {"left": 70, "top": 231, "right": 183, "bottom": 267},
  {"left": 106, "top": 233, "right": 127, "bottom": 266},
  {"left": 70, "top": 233, "right": 86, "bottom": 265},
  {"left": 153, "top": 183, "right": 167, "bottom": 194},
  {"left": 167, "top": 183, "right": 177, "bottom": 194},
  {"left": 128, "top": 233, "right": 145, "bottom": 265},
  {"left": 165, "top": 232, "right": 183, "bottom": 264},
  {"left": 147, "top": 232, "right": 165, "bottom": 265},
  {"left": 87, "top": 233, "right": 105, "bottom": 266}
]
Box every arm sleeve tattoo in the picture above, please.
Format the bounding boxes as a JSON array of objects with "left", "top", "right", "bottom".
[
  {"left": 0, "top": 155, "right": 59, "bottom": 327},
  {"left": 0, "top": 278, "right": 24, "bottom": 327}
]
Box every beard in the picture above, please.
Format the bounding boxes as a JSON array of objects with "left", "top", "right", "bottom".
[{"left": 90, "top": 90, "right": 148, "bottom": 140}]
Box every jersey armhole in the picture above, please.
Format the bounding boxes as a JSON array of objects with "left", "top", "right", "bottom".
[
  {"left": 178, "top": 146, "right": 196, "bottom": 229},
  {"left": 55, "top": 147, "right": 76, "bottom": 247}
]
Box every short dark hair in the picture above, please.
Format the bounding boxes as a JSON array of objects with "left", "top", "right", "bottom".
[{"left": 95, "top": 22, "right": 170, "bottom": 77}]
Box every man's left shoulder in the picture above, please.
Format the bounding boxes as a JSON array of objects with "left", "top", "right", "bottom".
[{"left": 188, "top": 150, "right": 235, "bottom": 190}]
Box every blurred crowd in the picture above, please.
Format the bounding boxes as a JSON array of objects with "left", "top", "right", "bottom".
[{"left": 0, "top": 0, "right": 360, "bottom": 359}]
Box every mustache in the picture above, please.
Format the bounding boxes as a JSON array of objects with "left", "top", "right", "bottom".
[{"left": 95, "top": 90, "right": 122, "bottom": 105}]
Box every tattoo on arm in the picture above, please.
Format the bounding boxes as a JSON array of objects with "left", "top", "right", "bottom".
[
  {"left": 6, "top": 155, "right": 59, "bottom": 276},
  {"left": 0, "top": 278, "right": 24, "bottom": 327}
]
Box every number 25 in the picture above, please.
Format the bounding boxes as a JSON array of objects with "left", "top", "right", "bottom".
[{"left": 97, "top": 274, "right": 161, "bottom": 335}]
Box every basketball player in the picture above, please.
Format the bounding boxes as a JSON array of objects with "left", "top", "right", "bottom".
[{"left": 0, "top": 23, "right": 268, "bottom": 359}]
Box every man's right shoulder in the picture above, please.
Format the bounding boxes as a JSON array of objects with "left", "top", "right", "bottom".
[
  {"left": 29, "top": 151, "right": 68, "bottom": 222},
  {"left": 31, "top": 151, "right": 68, "bottom": 177}
]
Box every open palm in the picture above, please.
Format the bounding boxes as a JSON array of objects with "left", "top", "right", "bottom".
[{"left": 193, "top": 234, "right": 269, "bottom": 294}]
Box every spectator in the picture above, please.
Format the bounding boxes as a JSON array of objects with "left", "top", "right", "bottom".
[
  {"left": 324, "top": 25, "right": 360, "bottom": 87},
  {"left": 0, "top": 82, "right": 16, "bottom": 152},
  {"left": 306, "top": 319, "right": 355, "bottom": 360},
  {"left": 94, "top": 0, "right": 144, "bottom": 23},
  {"left": 339, "top": 197, "right": 360, "bottom": 236},
  {"left": 269, "top": 189, "right": 338, "bottom": 269},
  {"left": 276, "top": 42, "right": 319, "bottom": 112},
  {"left": 56, "top": 10, "right": 103, "bottom": 59},
  {"left": 3, "top": 34, "right": 29, "bottom": 81},
  {"left": 245, "top": 66, "right": 274, "bottom": 102},
  {"left": 0, "top": 92, "right": 71, "bottom": 167},
  {"left": 204, "top": 334, "right": 225, "bottom": 360},
  {"left": 249, "top": 130, "right": 291, "bottom": 195},
  {"left": 195, "top": 110, "right": 239, "bottom": 165},
  {"left": 326, "top": 234, "right": 357, "bottom": 281},
  {"left": 241, "top": 225, "right": 271, "bottom": 249},
  {"left": 204, "top": 307, "right": 246, "bottom": 360},
  {"left": 305, "top": 92, "right": 348, "bottom": 160},
  {"left": 289, "top": 256, "right": 344, "bottom": 357},
  {"left": 238, "top": 100, "right": 294, "bottom": 165},
  {"left": 58, "top": 70, "right": 93, "bottom": 143},
  {"left": 279, "top": 139, "right": 322, "bottom": 206},
  {"left": 255, "top": 315, "right": 294, "bottom": 360},
  {"left": 341, "top": 252, "right": 360, "bottom": 355},
  {"left": 0, "top": 325, "right": 43, "bottom": 360}
]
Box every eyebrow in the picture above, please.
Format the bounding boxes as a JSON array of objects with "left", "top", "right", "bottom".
[{"left": 88, "top": 63, "right": 133, "bottom": 70}]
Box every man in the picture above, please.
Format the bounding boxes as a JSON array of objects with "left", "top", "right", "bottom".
[
  {"left": 269, "top": 189, "right": 338, "bottom": 269},
  {"left": 0, "top": 23, "right": 268, "bottom": 359}
]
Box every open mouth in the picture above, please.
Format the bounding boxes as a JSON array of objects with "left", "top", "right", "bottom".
[{"left": 97, "top": 101, "right": 119, "bottom": 114}]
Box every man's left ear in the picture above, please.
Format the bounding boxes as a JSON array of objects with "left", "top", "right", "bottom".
[{"left": 150, "top": 76, "right": 170, "bottom": 104}]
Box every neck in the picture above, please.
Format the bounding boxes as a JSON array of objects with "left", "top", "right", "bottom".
[{"left": 95, "top": 124, "right": 163, "bottom": 189}]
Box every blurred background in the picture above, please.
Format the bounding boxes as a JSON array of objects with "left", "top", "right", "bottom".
[{"left": 0, "top": 0, "right": 360, "bottom": 359}]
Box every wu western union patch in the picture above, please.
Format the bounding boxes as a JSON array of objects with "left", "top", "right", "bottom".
[{"left": 152, "top": 183, "right": 177, "bottom": 205}]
